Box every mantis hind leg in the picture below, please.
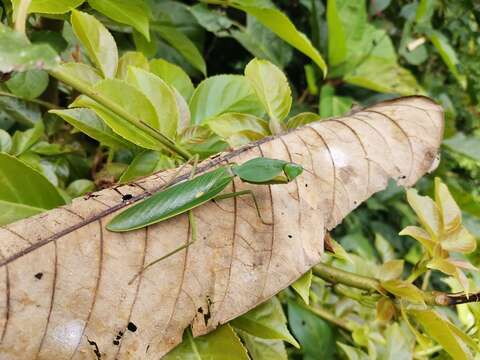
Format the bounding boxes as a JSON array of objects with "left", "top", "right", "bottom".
[
  {"left": 128, "top": 211, "right": 197, "bottom": 285},
  {"left": 214, "top": 190, "right": 273, "bottom": 225}
]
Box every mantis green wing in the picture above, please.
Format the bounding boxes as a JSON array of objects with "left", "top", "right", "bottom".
[{"left": 107, "top": 166, "right": 233, "bottom": 232}]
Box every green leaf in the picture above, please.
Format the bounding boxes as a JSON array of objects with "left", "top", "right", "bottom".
[
  {"left": 125, "top": 67, "right": 179, "bottom": 139},
  {"left": 231, "top": 297, "right": 299, "bottom": 347},
  {"left": 381, "top": 280, "right": 424, "bottom": 304},
  {"left": 0, "top": 95, "right": 42, "bottom": 128},
  {"left": 291, "top": 270, "right": 312, "bottom": 304},
  {"left": 382, "top": 323, "right": 414, "bottom": 360},
  {"left": 152, "top": 23, "right": 206, "bottom": 76},
  {"left": 178, "top": 125, "right": 228, "bottom": 159},
  {"left": 285, "top": 112, "right": 321, "bottom": 129},
  {"left": 409, "top": 309, "right": 474, "bottom": 360},
  {"left": 245, "top": 58, "right": 292, "bottom": 125},
  {"left": 71, "top": 9, "right": 118, "bottom": 78},
  {"left": 429, "top": 31, "right": 466, "bottom": 89},
  {"left": 326, "top": 0, "right": 367, "bottom": 73},
  {"left": 189, "top": 75, "right": 263, "bottom": 125},
  {"left": 399, "top": 226, "right": 436, "bottom": 253},
  {"left": 71, "top": 79, "right": 163, "bottom": 150},
  {"left": 6, "top": 70, "right": 49, "bottom": 100},
  {"left": 406, "top": 188, "right": 441, "bottom": 238},
  {"left": 51, "top": 108, "right": 134, "bottom": 150},
  {"left": 288, "top": 301, "right": 336, "bottom": 360},
  {"left": 0, "top": 129, "right": 12, "bottom": 152},
  {"left": 228, "top": 0, "right": 327, "bottom": 76},
  {"left": 231, "top": 16, "right": 293, "bottom": 69},
  {"left": 206, "top": 113, "right": 269, "bottom": 147},
  {"left": 435, "top": 177, "right": 462, "bottom": 233},
  {"left": 337, "top": 342, "right": 369, "bottom": 360},
  {"left": 119, "top": 150, "right": 176, "bottom": 183},
  {"left": 374, "top": 233, "right": 395, "bottom": 262},
  {"left": 88, "top": 0, "right": 150, "bottom": 40},
  {"left": 324, "top": 2, "right": 421, "bottom": 94},
  {"left": 54, "top": 62, "right": 102, "bottom": 87},
  {"left": 319, "top": 84, "right": 353, "bottom": 118},
  {"left": 326, "top": 0, "right": 347, "bottom": 67},
  {"left": 0, "top": 24, "right": 59, "bottom": 73},
  {"left": 415, "top": 0, "right": 436, "bottom": 24},
  {"left": 444, "top": 133, "right": 480, "bottom": 163},
  {"left": 236, "top": 329, "right": 287, "bottom": 360},
  {"left": 189, "top": 4, "right": 234, "bottom": 37},
  {"left": 30, "top": 30, "right": 68, "bottom": 53},
  {"left": 107, "top": 166, "right": 233, "bottom": 231},
  {"left": 164, "top": 325, "right": 249, "bottom": 360},
  {"left": 377, "top": 260, "right": 404, "bottom": 282},
  {"left": 116, "top": 51, "right": 149, "bottom": 80},
  {"left": 0, "top": 153, "right": 64, "bottom": 225},
  {"left": 344, "top": 57, "right": 423, "bottom": 95},
  {"left": 10, "top": 121, "right": 44, "bottom": 156},
  {"left": 13, "top": 0, "right": 85, "bottom": 14},
  {"left": 66, "top": 179, "right": 95, "bottom": 198},
  {"left": 150, "top": 58, "right": 194, "bottom": 101}
]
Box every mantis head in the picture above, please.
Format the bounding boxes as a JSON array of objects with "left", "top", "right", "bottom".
[{"left": 283, "top": 162, "right": 303, "bottom": 181}]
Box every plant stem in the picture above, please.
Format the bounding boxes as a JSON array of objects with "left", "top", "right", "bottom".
[
  {"left": 14, "top": 0, "right": 32, "bottom": 34},
  {"left": 413, "top": 345, "right": 442, "bottom": 358},
  {"left": 314, "top": 263, "right": 380, "bottom": 292},
  {"left": 421, "top": 270, "right": 431, "bottom": 291},
  {"left": 0, "top": 91, "right": 59, "bottom": 110},
  {"left": 49, "top": 66, "right": 192, "bottom": 160},
  {"left": 313, "top": 263, "right": 479, "bottom": 306},
  {"left": 303, "top": 304, "right": 353, "bottom": 332}
]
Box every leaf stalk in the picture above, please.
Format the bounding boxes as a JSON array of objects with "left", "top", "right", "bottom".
[{"left": 49, "top": 66, "right": 192, "bottom": 160}]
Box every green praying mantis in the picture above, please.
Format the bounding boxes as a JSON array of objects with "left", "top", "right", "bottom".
[{"left": 107, "top": 157, "right": 303, "bottom": 280}]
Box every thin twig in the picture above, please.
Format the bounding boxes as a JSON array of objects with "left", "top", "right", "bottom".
[
  {"left": 313, "top": 263, "right": 480, "bottom": 306},
  {"left": 0, "top": 91, "right": 60, "bottom": 110}
]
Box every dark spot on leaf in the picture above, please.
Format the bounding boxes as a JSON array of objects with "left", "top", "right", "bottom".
[
  {"left": 87, "top": 338, "right": 101, "bottom": 359},
  {"left": 84, "top": 193, "right": 99, "bottom": 200},
  {"left": 0, "top": 72, "right": 12, "bottom": 82},
  {"left": 198, "top": 307, "right": 203, "bottom": 314},
  {"left": 34, "top": 272, "right": 43, "bottom": 280},
  {"left": 301, "top": 320, "right": 306, "bottom": 326},
  {"left": 288, "top": 234, "right": 293, "bottom": 239},
  {"left": 122, "top": 194, "right": 133, "bottom": 201},
  {"left": 113, "top": 340, "right": 119, "bottom": 346},
  {"left": 127, "top": 322, "right": 137, "bottom": 332},
  {"left": 305, "top": 184, "right": 308, "bottom": 187}
]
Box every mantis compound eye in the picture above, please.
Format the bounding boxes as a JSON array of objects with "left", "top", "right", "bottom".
[{"left": 284, "top": 163, "right": 303, "bottom": 181}]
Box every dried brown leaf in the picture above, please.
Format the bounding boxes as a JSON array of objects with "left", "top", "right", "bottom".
[{"left": 0, "top": 96, "right": 443, "bottom": 359}]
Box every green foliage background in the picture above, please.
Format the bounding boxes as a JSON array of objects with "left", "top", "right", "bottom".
[{"left": 0, "top": 0, "right": 480, "bottom": 358}]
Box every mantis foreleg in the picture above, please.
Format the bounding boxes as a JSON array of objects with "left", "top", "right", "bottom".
[
  {"left": 214, "top": 190, "right": 273, "bottom": 225},
  {"left": 128, "top": 155, "right": 200, "bottom": 284}
]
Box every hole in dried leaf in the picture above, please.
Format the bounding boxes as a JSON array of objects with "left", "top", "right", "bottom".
[
  {"left": 197, "top": 307, "right": 203, "bottom": 314},
  {"left": 34, "top": 272, "right": 43, "bottom": 280},
  {"left": 127, "top": 322, "right": 137, "bottom": 332},
  {"left": 113, "top": 340, "right": 119, "bottom": 346},
  {"left": 122, "top": 194, "right": 133, "bottom": 201},
  {"left": 288, "top": 235, "right": 293, "bottom": 239},
  {"left": 87, "top": 338, "right": 101, "bottom": 359}
]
